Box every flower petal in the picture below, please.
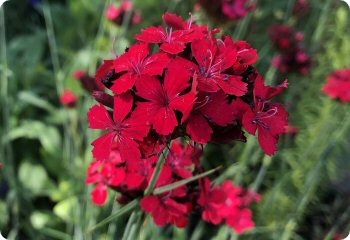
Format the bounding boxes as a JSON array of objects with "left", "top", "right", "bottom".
[
  {"left": 113, "top": 92, "right": 133, "bottom": 123},
  {"left": 217, "top": 75, "right": 247, "bottom": 96},
  {"left": 110, "top": 72, "right": 137, "bottom": 94},
  {"left": 153, "top": 107, "right": 178, "bottom": 135},
  {"left": 187, "top": 113, "right": 212, "bottom": 144},
  {"left": 88, "top": 104, "right": 114, "bottom": 129},
  {"left": 91, "top": 183, "right": 108, "bottom": 205},
  {"left": 135, "top": 26, "right": 165, "bottom": 43},
  {"left": 92, "top": 132, "right": 115, "bottom": 161}
]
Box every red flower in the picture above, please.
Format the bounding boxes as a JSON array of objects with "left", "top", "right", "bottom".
[
  {"left": 60, "top": 89, "right": 78, "bottom": 107},
  {"left": 140, "top": 167, "right": 191, "bottom": 228},
  {"left": 242, "top": 75, "right": 288, "bottom": 155},
  {"left": 135, "top": 14, "right": 205, "bottom": 55},
  {"left": 218, "top": 181, "right": 261, "bottom": 234},
  {"left": 88, "top": 92, "right": 149, "bottom": 161},
  {"left": 272, "top": 49, "right": 311, "bottom": 75},
  {"left": 191, "top": 38, "right": 247, "bottom": 95},
  {"left": 198, "top": 180, "right": 260, "bottom": 234},
  {"left": 165, "top": 140, "right": 202, "bottom": 179},
  {"left": 322, "top": 68, "right": 350, "bottom": 102},
  {"left": 135, "top": 58, "right": 196, "bottom": 135},
  {"left": 186, "top": 90, "right": 235, "bottom": 143},
  {"left": 86, "top": 151, "right": 125, "bottom": 205},
  {"left": 268, "top": 25, "right": 298, "bottom": 53},
  {"left": 293, "top": 0, "right": 310, "bottom": 16},
  {"left": 199, "top": 0, "right": 254, "bottom": 23},
  {"left": 124, "top": 156, "right": 157, "bottom": 190},
  {"left": 95, "top": 60, "right": 119, "bottom": 88},
  {"left": 106, "top": 1, "right": 134, "bottom": 25},
  {"left": 198, "top": 178, "right": 227, "bottom": 224},
  {"left": 269, "top": 24, "right": 311, "bottom": 74},
  {"left": 111, "top": 43, "right": 170, "bottom": 94},
  {"left": 221, "top": 37, "right": 259, "bottom": 74},
  {"left": 222, "top": 0, "right": 254, "bottom": 20}
]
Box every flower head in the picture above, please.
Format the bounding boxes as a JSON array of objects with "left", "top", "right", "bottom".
[
  {"left": 322, "top": 68, "right": 350, "bottom": 102},
  {"left": 60, "top": 89, "right": 78, "bottom": 108}
]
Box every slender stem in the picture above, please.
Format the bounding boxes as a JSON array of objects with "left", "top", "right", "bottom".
[
  {"left": 89, "top": 0, "right": 110, "bottom": 74},
  {"left": 126, "top": 212, "right": 144, "bottom": 240},
  {"left": 311, "top": 0, "right": 332, "bottom": 45},
  {"left": 43, "top": 0, "right": 62, "bottom": 94},
  {"left": 144, "top": 146, "right": 170, "bottom": 195},
  {"left": 121, "top": 211, "right": 138, "bottom": 240},
  {"left": 284, "top": 0, "right": 296, "bottom": 22},
  {"left": 87, "top": 199, "right": 139, "bottom": 232},
  {"left": 233, "top": 0, "right": 259, "bottom": 40},
  {"left": 0, "top": 5, "right": 19, "bottom": 236},
  {"left": 250, "top": 155, "right": 271, "bottom": 192}
]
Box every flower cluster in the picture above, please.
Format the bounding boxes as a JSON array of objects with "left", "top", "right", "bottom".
[
  {"left": 86, "top": 12, "right": 288, "bottom": 232},
  {"left": 322, "top": 68, "right": 350, "bottom": 103},
  {"left": 268, "top": 24, "right": 311, "bottom": 75},
  {"left": 87, "top": 139, "right": 260, "bottom": 233},
  {"left": 198, "top": 0, "right": 254, "bottom": 22},
  {"left": 106, "top": 0, "right": 141, "bottom": 26}
]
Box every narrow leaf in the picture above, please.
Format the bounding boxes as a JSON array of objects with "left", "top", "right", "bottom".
[
  {"left": 87, "top": 199, "right": 139, "bottom": 232},
  {"left": 153, "top": 166, "right": 222, "bottom": 195}
]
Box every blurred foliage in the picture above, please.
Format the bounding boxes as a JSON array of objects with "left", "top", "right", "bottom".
[{"left": 0, "top": 0, "right": 350, "bottom": 239}]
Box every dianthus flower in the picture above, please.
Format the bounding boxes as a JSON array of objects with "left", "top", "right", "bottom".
[
  {"left": 268, "top": 24, "right": 311, "bottom": 74},
  {"left": 198, "top": 178, "right": 261, "bottom": 233},
  {"left": 106, "top": 0, "right": 141, "bottom": 26},
  {"left": 85, "top": 150, "right": 125, "bottom": 205},
  {"left": 199, "top": 0, "right": 254, "bottom": 23},
  {"left": 322, "top": 68, "right": 350, "bottom": 102},
  {"left": 293, "top": 0, "right": 310, "bottom": 16},
  {"left": 88, "top": 92, "right": 149, "bottom": 162},
  {"left": 86, "top": 12, "right": 289, "bottom": 232}
]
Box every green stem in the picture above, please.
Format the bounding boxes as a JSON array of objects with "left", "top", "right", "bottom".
[
  {"left": 233, "top": 136, "right": 256, "bottom": 185},
  {"left": 87, "top": 199, "right": 139, "bottom": 232},
  {"left": 0, "top": 6, "right": 19, "bottom": 236},
  {"left": 126, "top": 212, "right": 144, "bottom": 240},
  {"left": 233, "top": 0, "right": 259, "bottom": 39},
  {"left": 250, "top": 155, "right": 272, "bottom": 192},
  {"left": 122, "top": 211, "right": 138, "bottom": 240},
  {"left": 43, "top": 0, "right": 62, "bottom": 94},
  {"left": 144, "top": 146, "right": 170, "bottom": 195},
  {"left": 311, "top": 0, "right": 332, "bottom": 45},
  {"left": 284, "top": 0, "right": 296, "bottom": 22}
]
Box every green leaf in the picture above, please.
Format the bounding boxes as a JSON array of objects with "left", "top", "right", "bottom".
[
  {"left": 18, "top": 162, "right": 54, "bottom": 196},
  {"left": 30, "top": 211, "right": 51, "bottom": 229},
  {"left": 88, "top": 199, "right": 139, "bottom": 232},
  {"left": 53, "top": 197, "right": 79, "bottom": 223},
  {"left": 6, "top": 120, "right": 61, "bottom": 154},
  {"left": 0, "top": 201, "right": 9, "bottom": 228},
  {"left": 18, "top": 91, "right": 56, "bottom": 113}
]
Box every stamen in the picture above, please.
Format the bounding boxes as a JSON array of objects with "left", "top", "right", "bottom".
[
  {"left": 257, "top": 107, "right": 278, "bottom": 120},
  {"left": 195, "top": 95, "right": 210, "bottom": 110},
  {"left": 165, "top": 27, "right": 173, "bottom": 43},
  {"left": 188, "top": 12, "right": 194, "bottom": 29}
]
